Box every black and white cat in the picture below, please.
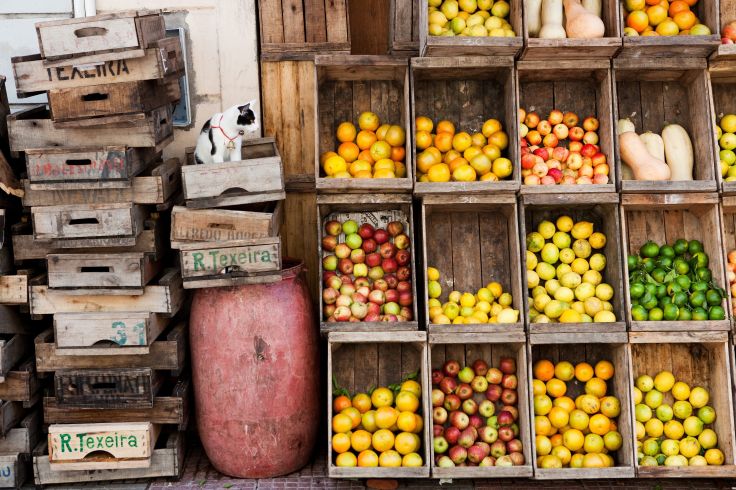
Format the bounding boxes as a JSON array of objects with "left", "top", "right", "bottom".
[{"left": 194, "top": 101, "right": 260, "bottom": 164}]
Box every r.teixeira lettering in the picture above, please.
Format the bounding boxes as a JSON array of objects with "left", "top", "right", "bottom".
[{"left": 58, "top": 432, "right": 140, "bottom": 453}]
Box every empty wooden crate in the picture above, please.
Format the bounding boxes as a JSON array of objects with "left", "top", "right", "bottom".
[{"left": 25, "top": 147, "right": 159, "bottom": 184}]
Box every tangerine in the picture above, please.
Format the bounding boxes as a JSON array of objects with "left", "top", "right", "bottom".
[
  {"left": 391, "top": 146, "right": 406, "bottom": 162},
  {"left": 436, "top": 120, "right": 456, "bottom": 135},
  {"left": 332, "top": 413, "right": 352, "bottom": 433},
  {"left": 371, "top": 387, "right": 394, "bottom": 408},
  {"left": 585, "top": 377, "right": 608, "bottom": 398},
  {"left": 352, "top": 393, "right": 372, "bottom": 413},
  {"left": 338, "top": 142, "right": 360, "bottom": 163},
  {"left": 534, "top": 359, "right": 555, "bottom": 381},
  {"left": 434, "top": 132, "right": 454, "bottom": 152},
  {"left": 356, "top": 130, "right": 377, "bottom": 150},
  {"left": 594, "top": 360, "right": 614, "bottom": 380},
  {"left": 673, "top": 10, "right": 697, "bottom": 30},
  {"left": 589, "top": 414, "right": 611, "bottom": 435},
  {"left": 335, "top": 452, "right": 357, "bottom": 467},
  {"left": 575, "top": 362, "right": 594, "bottom": 382},
  {"left": 375, "top": 406, "right": 399, "bottom": 429},
  {"left": 332, "top": 432, "right": 351, "bottom": 453},
  {"left": 394, "top": 432, "right": 419, "bottom": 455},
  {"left": 337, "top": 122, "right": 357, "bottom": 143},
  {"left": 379, "top": 450, "right": 402, "bottom": 467},
  {"left": 341, "top": 407, "right": 362, "bottom": 429},
  {"left": 627, "top": 10, "right": 650, "bottom": 33},
  {"left": 395, "top": 391, "right": 420, "bottom": 413},
  {"left": 351, "top": 429, "right": 373, "bottom": 452},
  {"left": 334, "top": 395, "right": 352, "bottom": 412},
  {"left": 416, "top": 116, "right": 434, "bottom": 132},
  {"left": 359, "top": 112, "right": 380, "bottom": 131},
  {"left": 357, "top": 449, "right": 379, "bottom": 467},
  {"left": 546, "top": 378, "right": 567, "bottom": 398},
  {"left": 372, "top": 429, "right": 395, "bottom": 452}
]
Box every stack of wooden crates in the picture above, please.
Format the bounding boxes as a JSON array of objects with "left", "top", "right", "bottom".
[{"left": 7, "top": 10, "right": 189, "bottom": 486}]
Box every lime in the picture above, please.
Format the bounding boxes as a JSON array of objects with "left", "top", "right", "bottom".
[
  {"left": 642, "top": 258, "right": 655, "bottom": 273},
  {"left": 692, "top": 252, "right": 709, "bottom": 269},
  {"left": 641, "top": 293, "right": 658, "bottom": 310},
  {"left": 666, "top": 283, "right": 682, "bottom": 296},
  {"left": 678, "top": 308, "right": 692, "bottom": 321},
  {"left": 663, "top": 304, "right": 679, "bottom": 321},
  {"left": 655, "top": 284, "right": 667, "bottom": 299},
  {"left": 649, "top": 307, "right": 664, "bottom": 321},
  {"left": 651, "top": 268, "right": 666, "bottom": 284},
  {"left": 675, "top": 275, "right": 691, "bottom": 291},
  {"left": 696, "top": 268, "right": 712, "bottom": 283},
  {"left": 628, "top": 255, "right": 639, "bottom": 270},
  {"left": 673, "top": 239, "right": 688, "bottom": 255},
  {"left": 689, "top": 291, "right": 706, "bottom": 307},
  {"left": 631, "top": 305, "right": 649, "bottom": 321},
  {"left": 659, "top": 296, "right": 672, "bottom": 308},
  {"left": 706, "top": 290, "right": 722, "bottom": 306},
  {"left": 657, "top": 257, "right": 673, "bottom": 269},
  {"left": 688, "top": 240, "right": 704, "bottom": 255},
  {"left": 691, "top": 281, "right": 708, "bottom": 293},
  {"left": 645, "top": 283, "right": 657, "bottom": 296},
  {"left": 640, "top": 241, "right": 660, "bottom": 258},
  {"left": 660, "top": 245, "right": 675, "bottom": 259},
  {"left": 672, "top": 292, "right": 688, "bottom": 307},
  {"left": 709, "top": 306, "right": 726, "bottom": 321},
  {"left": 630, "top": 283, "right": 645, "bottom": 299},
  {"left": 692, "top": 307, "right": 709, "bottom": 321},
  {"left": 673, "top": 258, "right": 690, "bottom": 275}
]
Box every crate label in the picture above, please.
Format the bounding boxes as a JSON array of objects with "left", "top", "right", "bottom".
[
  {"left": 46, "top": 59, "right": 130, "bottom": 84},
  {"left": 56, "top": 431, "right": 141, "bottom": 454},
  {"left": 30, "top": 152, "right": 127, "bottom": 179},
  {"left": 186, "top": 243, "right": 279, "bottom": 274},
  {"left": 109, "top": 319, "right": 146, "bottom": 345}
]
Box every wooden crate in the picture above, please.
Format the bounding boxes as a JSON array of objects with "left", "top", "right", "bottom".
[
  {"left": 318, "top": 194, "right": 418, "bottom": 333},
  {"left": 0, "top": 411, "right": 42, "bottom": 455},
  {"left": 528, "top": 337, "right": 635, "bottom": 479},
  {"left": 389, "top": 0, "right": 418, "bottom": 55},
  {"left": 44, "top": 376, "right": 190, "bottom": 430},
  {"left": 53, "top": 312, "right": 170, "bottom": 355},
  {"left": 22, "top": 158, "right": 181, "bottom": 208},
  {"left": 708, "top": 61, "right": 736, "bottom": 194},
  {"left": 8, "top": 105, "right": 173, "bottom": 153},
  {"left": 33, "top": 430, "right": 183, "bottom": 485},
  {"left": 35, "top": 322, "right": 187, "bottom": 374},
  {"left": 520, "top": 193, "right": 627, "bottom": 336},
  {"left": 54, "top": 368, "right": 163, "bottom": 409},
  {"left": 327, "top": 330, "right": 430, "bottom": 478},
  {"left": 428, "top": 331, "right": 533, "bottom": 478},
  {"left": 0, "top": 360, "right": 41, "bottom": 406},
  {"left": 621, "top": 193, "right": 730, "bottom": 331},
  {"left": 257, "top": 0, "right": 350, "bottom": 60},
  {"left": 182, "top": 137, "right": 284, "bottom": 208},
  {"left": 712, "top": 0, "right": 736, "bottom": 60},
  {"left": 35, "top": 10, "right": 165, "bottom": 60},
  {"left": 315, "top": 55, "right": 412, "bottom": 193},
  {"left": 613, "top": 58, "right": 719, "bottom": 193},
  {"left": 521, "top": 2, "right": 621, "bottom": 60},
  {"left": 0, "top": 337, "right": 30, "bottom": 385},
  {"left": 620, "top": 0, "right": 719, "bottom": 58},
  {"left": 170, "top": 201, "right": 282, "bottom": 246},
  {"left": 48, "top": 78, "right": 180, "bottom": 123},
  {"left": 517, "top": 59, "right": 617, "bottom": 195},
  {"left": 411, "top": 56, "right": 519, "bottom": 194},
  {"left": 32, "top": 203, "right": 146, "bottom": 241},
  {"left": 0, "top": 276, "right": 29, "bottom": 306},
  {"left": 30, "top": 268, "right": 184, "bottom": 316},
  {"left": 418, "top": 0, "right": 522, "bottom": 57},
  {"left": 0, "top": 453, "right": 28, "bottom": 489},
  {"left": 420, "top": 194, "right": 524, "bottom": 334},
  {"left": 0, "top": 402, "right": 29, "bottom": 439},
  {"left": 47, "top": 252, "right": 160, "bottom": 293},
  {"left": 629, "top": 331, "right": 736, "bottom": 477},
  {"left": 720, "top": 196, "right": 736, "bottom": 326},
  {"left": 12, "top": 37, "right": 183, "bottom": 97}
]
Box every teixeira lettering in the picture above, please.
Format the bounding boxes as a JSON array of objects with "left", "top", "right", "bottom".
[
  {"left": 191, "top": 248, "right": 276, "bottom": 272},
  {"left": 58, "top": 432, "right": 140, "bottom": 453},
  {"left": 46, "top": 59, "right": 130, "bottom": 82}
]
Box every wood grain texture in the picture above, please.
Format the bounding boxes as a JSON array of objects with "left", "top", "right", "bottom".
[
  {"left": 25, "top": 147, "right": 158, "bottom": 184},
  {"left": 32, "top": 203, "right": 145, "bottom": 241},
  {"left": 171, "top": 202, "right": 281, "bottom": 244},
  {"left": 389, "top": 0, "right": 418, "bottom": 55},
  {"left": 54, "top": 312, "right": 168, "bottom": 353},
  {"left": 348, "top": 0, "right": 389, "bottom": 55},
  {"left": 54, "top": 369, "right": 162, "bottom": 409},
  {"left": 47, "top": 252, "right": 159, "bottom": 290}
]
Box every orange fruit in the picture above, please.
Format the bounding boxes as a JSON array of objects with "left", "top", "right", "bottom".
[
  {"left": 349, "top": 160, "right": 372, "bottom": 176},
  {"left": 376, "top": 124, "right": 390, "bottom": 141},
  {"left": 482, "top": 119, "right": 502, "bottom": 137},
  {"left": 589, "top": 414, "right": 611, "bottom": 435},
  {"left": 332, "top": 432, "right": 351, "bottom": 453},
  {"left": 416, "top": 116, "right": 434, "bottom": 132},
  {"left": 356, "top": 130, "right": 378, "bottom": 150},
  {"left": 413, "top": 414, "right": 424, "bottom": 434},
  {"left": 646, "top": 5, "right": 667, "bottom": 25},
  {"left": 656, "top": 19, "right": 679, "bottom": 35},
  {"left": 337, "top": 122, "right": 357, "bottom": 143},
  {"left": 434, "top": 132, "right": 453, "bottom": 153},
  {"left": 375, "top": 406, "right": 399, "bottom": 429},
  {"left": 342, "top": 407, "right": 362, "bottom": 429},
  {"left": 563, "top": 429, "right": 585, "bottom": 451},
  {"left": 369, "top": 141, "right": 392, "bottom": 161},
  {"left": 362, "top": 410, "right": 378, "bottom": 432},
  {"left": 449, "top": 157, "right": 469, "bottom": 173},
  {"left": 428, "top": 163, "right": 451, "bottom": 182},
  {"left": 401, "top": 380, "right": 421, "bottom": 398},
  {"left": 397, "top": 411, "right": 417, "bottom": 433},
  {"left": 357, "top": 449, "right": 379, "bottom": 467},
  {"left": 600, "top": 396, "right": 621, "bottom": 418},
  {"left": 338, "top": 142, "right": 360, "bottom": 163},
  {"left": 594, "top": 360, "right": 614, "bottom": 380},
  {"left": 321, "top": 151, "right": 338, "bottom": 165},
  {"left": 436, "top": 120, "right": 456, "bottom": 135},
  {"left": 584, "top": 378, "right": 607, "bottom": 398},
  {"left": 352, "top": 393, "right": 372, "bottom": 413},
  {"left": 417, "top": 151, "right": 439, "bottom": 174},
  {"left": 358, "top": 149, "right": 374, "bottom": 163},
  {"left": 351, "top": 429, "right": 373, "bottom": 452},
  {"left": 673, "top": 10, "right": 697, "bottom": 30},
  {"left": 359, "top": 111, "right": 380, "bottom": 131},
  {"left": 645, "top": 0, "right": 660, "bottom": 5},
  {"left": 374, "top": 159, "right": 396, "bottom": 173},
  {"left": 371, "top": 387, "right": 394, "bottom": 408},
  {"left": 335, "top": 452, "right": 357, "bottom": 467},
  {"left": 553, "top": 396, "right": 576, "bottom": 413},
  {"left": 402, "top": 453, "right": 423, "bottom": 467},
  {"left": 452, "top": 164, "right": 476, "bottom": 182},
  {"left": 546, "top": 378, "right": 567, "bottom": 398},
  {"left": 471, "top": 132, "right": 487, "bottom": 147},
  {"left": 682, "top": 0, "right": 697, "bottom": 6},
  {"left": 535, "top": 415, "right": 552, "bottom": 436},
  {"left": 332, "top": 413, "right": 352, "bottom": 433},
  {"left": 443, "top": 149, "right": 461, "bottom": 164},
  {"left": 534, "top": 359, "right": 555, "bottom": 382},
  {"left": 395, "top": 391, "right": 420, "bottom": 413},
  {"left": 627, "top": 10, "right": 650, "bottom": 33},
  {"left": 391, "top": 146, "right": 406, "bottom": 162},
  {"left": 669, "top": 0, "right": 690, "bottom": 16},
  {"left": 372, "top": 429, "right": 395, "bottom": 452},
  {"left": 555, "top": 361, "right": 575, "bottom": 381},
  {"left": 334, "top": 395, "right": 352, "bottom": 412},
  {"left": 415, "top": 130, "right": 433, "bottom": 150},
  {"left": 533, "top": 379, "right": 547, "bottom": 396},
  {"left": 488, "top": 131, "right": 508, "bottom": 150},
  {"left": 550, "top": 434, "right": 564, "bottom": 447},
  {"left": 575, "top": 362, "right": 594, "bottom": 382},
  {"left": 452, "top": 132, "right": 473, "bottom": 152},
  {"left": 378, "top": 449, "right": 402, "bottom": 467},
  {"left": 425, "top": 146, "right": 442, "bottom": 162},
  {"left": 374, "top": 169, "right": 396, "bottom": 179},
  {"left": 394, "top": 432, "right": 419, "bottom": 455},
  {"left": 482, "top": 144, "right": 501, "bottom": 161},
  {"left": 549, "top": 406, "right": 570, "bottom": 428},
  {"left": 385, "top": 125, "right": 406, "bottom": 147}
]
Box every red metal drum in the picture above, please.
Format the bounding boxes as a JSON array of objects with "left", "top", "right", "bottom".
[{"left": 190, "top": 260, "right": 319, "bottom": 478}]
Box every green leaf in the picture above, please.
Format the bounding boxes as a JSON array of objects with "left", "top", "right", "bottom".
[
  {"left": 404, "top": 371, "right": 419, "bottom": 381},
  {"left": 332, "top": 376, "right": 350, "bottom": 397},
  {"left": 224, "top": 484, "right": 233, "bottom": 489},
  {"left": 662, "top": 269, "right": 677, "bottom": 284}
]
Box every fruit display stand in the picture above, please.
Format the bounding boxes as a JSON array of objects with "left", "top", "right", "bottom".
[
  {"left": 628, "top": 331, "right": 736, "bottom": 477},
  {"left": 427, "top": 331, "right": 533, "bottom": 478},
  {"left": 389, "top": 0, "right": 419, "bottom": 56},
  {"left": 613, "top": 58, "right": 719, "bottom": 193},
  {"left": 520, "top": 3, "right": 621, "bottom": 60},
  {"left": 718, "top": 196, "right": 736, "bottom": 326},
  {"left": 256, "top": 0, "right": 350, "bottom": 60},
  {"left": 527, "top": 334, "right": 635, "bottom": 478},
  {"left": 619, "top": 0, "right": 719, "bottom": 58},
  {"left": 713, "top": 0, "right": 736, "bottom": 60},
  {"left": 420, "top": 194, "right": 524, "bottom": 334},
  {"left": 314, "top": 55, "right": 412, "bottom": 193},
  {"left": 327, "top": 330, "right": 430, "bottom": 478},
  {"left": 410, "top": 56, "right": 519, "bottom": 194},
  {"left": 417, "top": 0, "right": 522, "bottom": 57},
  {"left": 707, "top": 59, "right": 736, "bottom": 194},
  {"left": 519, "top": 193, "right": 627, "bottom": 337},
  {"left": 517, "top": 59, "right": 617, "bottom": 194},
  {"left": 317, "top": 194, "right": 418, "bottom": 333},
  {"left": 621, "top": 193, "right": 730, "bottom": 332}
]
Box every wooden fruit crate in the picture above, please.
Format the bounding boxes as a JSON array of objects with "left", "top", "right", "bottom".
[
  {"left": 47, "top": 252, "right": 161, "bottom": 293},
  {"left": 420, "top": 194, "right": 524, "bottom": 334},
  {"left": 257, "top": 0, "right": 350, "bottom": 60},
  {"left": 182, "top": 137, "right": 285, "bottom": 208},
  {"left": 527, "top": 336, "right": 635, "bottom": 479},
  {"left": 0, "top": 453, "right": 28, "bottom": 489},
  {"left": 327, "top": 330, "right": 430, "bottom": 478},
  {"left": 521, "top": 2, "right": 621, "bottom": 60},
  {"left": 318, "top": 194, "right": 418, "bottom": 333},
  {"left": 389, "top": 0, "right": 418, "bottom": 56},
  {"left": 0, "top": 360, "right": 41, "bottom": 406},
  {"left": 428, "top": 331, "right": 533, "bottom": 478},
  {"left": 517, "top": 60, "right": 617, "bottom": 195},
  {"left": 33, "top": 430, "right": 184, "bottom": 485},
  {"left": 621, "top": 193, "right": 730, "bottom": 331},
  {"left": 0, "top": 411, "right": 42, "bottom": 455},
  {"left": 411, "top": 56, "right": 519, "bottom": 194},
  {"left": 35, "top": 10, "right": 165, "bottom": 61},
  {"left": 520, "top": 193, "right": 627, "bottom": 337},
  {"left": 54, "top": 368, "right": 162, "bottom": 409},
  {"left": 0, "top": 336, "right": 30, "bottom": 385},
  {"left": 418, "top": 0, "right": 522, "bottom": 57},
  {"left": 619, "top": 1, "right": 719, "bottom": 58},
  {"left": 54, "top": 312, "right": 170, "bottom": 356},
  {"left": 44, "top": 376, "right": 190, "bottom": 430},
  {"left": 707, "top": 60, "right": 736, "bottom": 194},
  {"left": 315, "top": 55, "right": 412, "bottom": 193},
  {"left": 629, "top": 331, "right": 736, "bottom": 477},
  {"left": 8, "top": 105, "right": 173, "bottom": 153},
  {"left": 613, "top": 58, "right": 719, "bottom": 193},
  {"left": 720, "top": 196, "right": 736, "bottom": 328},
  {"left": 12, "top": 37, "right": 183, "bottom": 97},
  {"left": 35, "top": 322, "right": 187, "bottom": 374},
  {"left": 32, "top": 203, "right": 146, "bottom": 241},
  {"left": 712, "top": 0, "right": 736, "bottom": 60}
]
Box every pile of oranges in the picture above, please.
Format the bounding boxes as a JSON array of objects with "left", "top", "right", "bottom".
[
  {"left": 415, "top": 116, "right": 513, "bottom": 183},
  {"left": 532, "top": 359, "right": 624, "bottom": 469},
  {"left": 321, "top": 112, "right": 406, "bottom": 179},
  {"left": 332, "top": 380, "right": 424, "bottom": 468},
  {"left": 623, "top": 0, "right": 712, "bottom": 36}
]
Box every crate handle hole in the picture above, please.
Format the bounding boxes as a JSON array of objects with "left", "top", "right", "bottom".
[
  {"left": 208, "top": 223, "right": 234, "bottom": 230},
  {"left": 67, "top": 383, "right": 77, "bottom": 392},
  {"left": 90, "top": 382, "right": 117, "bottom": 390},
  {"left": 81, "top": 93, "right": 109, "bottom": 102},
  {"left": 68, "top": 218, "right": 99, "bottom": 225},
  {"left": 84, "top": 450, "right": 116, "bottom": 459},
  {"left": 74, "top": 27, "right": 107, "bottom": 38},
  {"left": 92, "top": 339, "right": 121, "bottom": 347},
  {"left": 221, "top": 187, "right": 247, "bottom": 195},
  {"left": 167, "top": 50, "right": 177, "bottom": 59},
  {"left": 160, "top": 118, "right": 169, "bottom": 125},
  {"left": 79, "top": 266, "right": 111, "bottom": 273},
  {"left": 65, "top": 159, "right": 92, "bottom": 166},
  {"left": 167, "top": 173, "right": 176, "bottom": 182}
]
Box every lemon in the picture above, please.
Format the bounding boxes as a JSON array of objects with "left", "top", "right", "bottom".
[
  {"left": 571, "top": 221, "right": 594, "bottom": 239},
  {"left": 428, "top": 298, "right": 441, "bottom": 308},
  {"left": 572, "top": 239, "right": 592, "bottom": 259},
  {"left": 584, "top": 297, "right": 603, "bottom": 317},
  {"left": 589, "top": 232, "right": 607, "bottom": 249},
  {"left": 559, "top": 309, "right": 582, "bottom": 323},
  {"left": 532, "top": 286, "right": 547, "bottom": 298},
  {"left": 541, "top": 243, "right": 560, "bottom": 264},
  {"left": 554, "top": 287, "right": 575, "bottom": 303},
  {"left": 428, "top": 281, "right": 442, "bottom": 298},
  {"left": 594, "top": 310, "right": 616, "bottom": 322},
  {"left": 460, "top": 293, "right": 476, "bottom": 308},
  {"left": 427, "top": 267, "right": 440, "bottom": 281},
  {"left": 645, "top": 418, "right": 664, "bottom": 438},
  {"left": 574, "top": 283, "right": 595, "bottom": 301},
  {"left": 559, "top": 248, "right": 575, "bottom": 264},
  {"left": 589, "top": 253, "right": 606, "bottom": 271},
  {"left": 537, "top": 263, "right": 556, "bottom": 281},
  {"left": 556, "top": 263, "right": 572, "bottom": 279},
  {"left": 552, "top": 231, "right": 571, "bottom": 249},
  {"left": 443, "top": 303, "right": 460, "bottom": 320},
  {"left": 487, "top": 282, "right": 503, "bottom": 298},
  {"left": 527, "top": 232, "right": 545, "bottom": 252},
  {"left": 471, "top": 311, "right": 489, "bottom": 323},
  {"left": 721, "top": 114, "right": 736, "bottom": 133},
  {"left": 527, "top": 270, "right": 540, "bottom": 289},
  {"left": 497, "top": 308, "right": 519, "bottom": 323},
  {"left": 672, "top": 382, "right": 691, "bottom": 401},
  {"left": 526, "top": 251, "right": 538, "bottom": 270},
  {"left": 595, "top": 283, "right": 614, "bottom": 301},
  {"left": 571, "top": 301, "right": 585, "bottom": 314},
  {"left": 477, "top": 287, "right": 493, "bottom": 303},
  {"left": 475, "top": 300, "right": 491, "bottom": 314},
  {"left": 583, "top": 270, "right": 602, "bottom": 286},
  {"left": 538, "top": 220, "right": 556, "bottom": 239},
  {"left": 545, "top": 278, "right": 561, "bottom": 295},
  {"left": 498, "top": 292, "right": 512, "bottom": 307},
  {"left": 560, "top": 272, "right": 582, "bottom": 289},
  {"left": 571, "top": 258, "right": 590, "bottom": 275},
  {"left": 544, "top": 300, "right": 567, "bottom": 319},
  {"left": 556, "top": 215, "right": 574, "bottom": 232},
  {"left": 324, "top": 155, "right": 348, "bottom": 176},
  {"left": 534, "top": 294, "right": 552, "bottom": 312}
]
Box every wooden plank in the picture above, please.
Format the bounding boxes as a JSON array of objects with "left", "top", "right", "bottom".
[
  {"left": 0, "top": 453, "right": 26, "bottom": 489},
  {"left": 0, "top": 360, "right": 41, "bottom": 404},
  {"left": 179, "top": 238, "right": 281, "bottom": 279},
  {"left": 170, "top": 202, "right": 281, "bottom": 244},
  {"left": 0, "top": 402, "right": 27, "bottom": 439},
  {"left": 32, "top": 203, "right": 145, "bottom": 240},
  {"left": 0, "top": 276, "right": 28, "bottom": 305},
  {"left": 0, "top": 410, "right": 42, "bottom": 454},
  {"left": 47, "top": 252, "right": 159, "bottom": 291},
  {"left": 54, "top": 368, "right": 162, "bottom": 409},
  {"left": 181, "top": 157, "right": 283, "bottom": 202},
  {"left": 25, "top": 147, "right": 157, "bottom": 183},
  {"left": 0, "top": 336, "right": 29, "bottom": 381},
  {"left": 54, "top": 312, "right": 168, "bottom": 353}
]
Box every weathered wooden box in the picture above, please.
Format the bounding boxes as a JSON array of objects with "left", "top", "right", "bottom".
[
  {"left": 54, "top": 368, "right": 163, "bottom": 409},
  {"left": 47, "top": 252, "right": 160, "bottom": 292},
  {"left": 712, "top": 0, "right": 736, "bottom": 60},
  {"left": 32, "top": 203, "right": 146, "bottom": 241},
  {"left": 389, "top": 0, "right": 418, "bottom": 56},
  {"left": 708, "top": 60, "right": 736, "bottom": 194}
]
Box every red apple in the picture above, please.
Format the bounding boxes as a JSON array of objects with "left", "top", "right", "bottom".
[
  {"left": 368, "top": 290, "right": 385, "bottom": 305},
  {"left": 323, "top": 304, "right": 336, "bottom": 318},
  {"left": 358, "top": 223, "right": 375, "bottom": 239},
  {"left": 486, "top": 384, "right": 502, "bottom": 402},
  {"left": 499, "top": 357, "right": 516, "bottom": 374},
  {"left": 432, "top": 368, "right": 444, "bottom": 386},
  {"left": 334, "top": 306, "right": 351, "bottom": 322},
  {"left": 486, "top": 368, "right": 503, "bottom": 384},
  {"left": 591, "top": 152, "right": 607, "bottom": 166},
  {"left": 379, "top": 242, "right": 396, "bottom": 259},
  {"left": 372, "top": 278, "right": 388, "bottom": 291},
  {"left": 362, "top": 238, "right": 377, "bottom": 253},
  {"left": 502, "top": 405, "right": 519, "bottom": 420},
  {"left": 521, "top": 153, "right": 541, "bottom": 170},
  {"left": 399, "top": 306, "right": 412, "bottom": 320},
  {"left": 551, "top": 146, "right": 569, "bottom": 163},
  {"left": 501, "top": 374, "right": 518, "bottom": 389},
  {"left": 385, "top": 289, "right": 399, "bottom": 304},
  {"left": 450, "top": 410, "right": 470, "bottom": 430},
  {"left": 509, "top": 452, "right": 525, "bottom": 466},
  {"left": 445, "top": 426, "right": 461, "bottom": 445},
  {"left": 395, "top": 249, "right": 410, "bottom": 266},
  {"left": 458, "top": 427, "right": 478, "bottom": 448},
  {"left": 397, "top": 280, "right": 412, "bottom": 293},
  {"left": 434, "top": 425, "right": 445, "bottom": 438},
  {"left": 439, "top": 376, "right": 458, "bottom": 395},
  {"left": 432, "top": 388, "right": 445, "bottom": 407},
  {"left": 467, "top": 444, "right": 487, "bottom": 464},
  {"left": 471, "top": 359, "right": 489, "bottom": 376},
  {"left": 469, "top": 414, "right": 483, "bottom": 429},
  {"left": 568, "top": 126, "right": 584, "bottom": 141},
  {"left": 350, "top": 248, "right": 365, "bottom": 264},
  {"left": 338, "top": 258, "right": 354, "bottom": 275},
  {"left": 324, "top": 220, "right": 342, "bottom": 236},
  {"left": 537, "top": 120, "right": 552, "bottom": 136},
  {"left": 462, "top": 399, "right": 478, "bottom": 416},
  {"left": 563, "top": 111, "right": 579, "bottom": 128},
  {"left": 583, "top": 116, "right": 599, "bottom": 132},
  {"left": 497, "top": 410, "right": 514, "bottom": 426},
  {"left": 533, "top": 147, "right": 549, "bottom": 161},
  {"left": 322, "top": 235, "right": 338, "bottom": 252},
  {"left": 399, "top": 291, "right": 413, "bottom": 307},
  {"left": 394, "top": 233, "right": 410, "bottom": 250},
  {"left": 548, "top": 109, "right": 563, "bottom": 125},
  {"left": 443, "top": 360, "right": 460, "bottom": 377},
  {"left": 323, "top": 287, "right": 339, "bottom": 305},
  {"left": 374, "top": 229, "right": 389, "bottom": 244},
  {"left": 367, "top": 302, "right": 380, "bottom": 316},
  {"left": 524, "top": 111, "right": 540, "bottom": 128},
  {"left": 384, "top": 274, "right": 398, "bottom": 289},
  {"left": 382, "top": 258, "right": 398, "bottom": 273},
  {"left": 506, "top": 438, "right": 523, "bottom": 454},
  {"left": 498, "top": 426, "right": 515, "bottom": 442},
  {"left": 456, "top": 383, "right": 473, "bottom": 400},
  {"left": 449, "top": 445, "right": 467, "bottom": 465},
  {"left": 490, "top": 440, "right": 506, "bottom": 458},
  {"left": 433, "top": 406, "right": 448, "bottom": 424},
  {"left": 444, "top": 394, "right": 461, "bottom": 412},
  {"left": 548, "top": 167, "right": 562, "bottom": 184},
  {"left": 501, "top": 389, "right": 517, "bottom": 406},
  {"left": 581, "top": 143, "right": 597, "bottom": 158},
  {"left": 326, "top": 275, "right": 343, "bottom": 291},
  {"left": 526, "top": 130, "right": 542, "bottom": 146},
  {"left": 364, "top": 312, "right": 380, "bottom": 322},
  {"left": 365, "top": 253, "right": 381, "bottom": 268},
  {"left": 387, "top": 221, "right": 404, "bottom": 237}
]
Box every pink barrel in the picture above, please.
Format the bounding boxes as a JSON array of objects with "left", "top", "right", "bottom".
[{"left": 189, "top": 260, "right": 319, "bottom": 478}]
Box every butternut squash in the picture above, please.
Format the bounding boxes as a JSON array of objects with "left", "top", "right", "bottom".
[
  {"left": 639, "top": 131, "right": 665, "bottom": 161},
  {"left": 582, "top": 0, "right": 602, "bottom": 16},
  {"left": 525, "top": 0, "right": 543, "bottom": 37},
  {"left": 539, "top": 0, "right": 566, "bottom": 39},
  {"left": 618, "top": 131, "right": 671, "bottom": 181},
  {"left": 661, "top": 123, "right": 694, "bottom": 181},
  {"left": 617, "top": 118, "right": 636, "bottom": 135},
  {"left": 564, "top": 0, "right": 605, "bottom": 38}
]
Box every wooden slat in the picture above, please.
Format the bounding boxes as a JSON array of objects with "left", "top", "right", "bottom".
[
  {"left": 47, "top": 252, "right": 159, "bottom": 291},
  {"left": 171, "top": 202, "right": 281, "bottom": 244},
  {"left": 54, "top": 312, "right": 168, "bottom": 354},
  {"left": 54, "top": 368, "right": 162, "bottom": 409}
]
